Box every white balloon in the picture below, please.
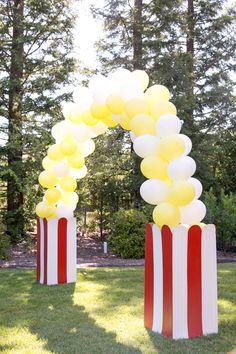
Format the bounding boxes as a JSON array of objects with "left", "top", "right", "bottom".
[
  {"left": 188, "top": 177, "right": 203, "bottom": 199},
  {"left": 179, "top": 134, "right": 192, "bottom": 155},
  {"left": 93, "top": 86, "right": 110, "bottom": 105},
  {"left": 79, "top": 139, "right": 95, "bottom": 157},
  {"left": 56, "top": 206, "right": 74, "bottom": 219},
  {"left": 180, "top": 200, "right": 206, "bottom": 225},
  {"left": 131, "top": 70, "right": 149, "bottom": 90},
  {"left": 72, "top": 123, "right": 91, "bottom": 142},
  {"left": 61, "top": 102, "right": 75, "bottom": 119},
  {"left": 73, "top": 87, "right": 93, "bottom": 110},
  {"left": 70, "top": 165, "right": 87, "bottom": 179},
  {"left": 156, "top": 114, "right": 182, "bottom": 137},
  {"left": 140, "top": 179, "right": 168, "bottom": 205},
  {"left": 120, "top": 80, "right": 144, "bottom": 101},
  {"left": 51, "top": 121, "right": 71, "bottom": 142},
  {"left": 54, "top": 162, "right": 70, "bottom": 177},
  {"left": 90, "top": 121, "right": 108, "bottom": 137},
  {"left": 133, "top": 135, "right": 159, "bottom": 158},
  {"left": 108, "top": 68, "right": 132, "bottom": 88},
  {"left": 168, "top": 156, "right": 196, "bottom": 180},
  {"left": 130, "top": 131, "right": 136, "bottom": 142}
]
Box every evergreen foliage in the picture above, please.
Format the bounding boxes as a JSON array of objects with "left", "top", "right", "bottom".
[{"left": 0, "top": 0, "right": 75, "bottom": 241}]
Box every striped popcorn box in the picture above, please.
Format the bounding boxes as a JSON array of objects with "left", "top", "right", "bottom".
[
  {"left": 144, "top": 224, "right": 218, "bottom": 339},
  {"left": 36, "top": 218, "right": 77, "bottom": 285}
]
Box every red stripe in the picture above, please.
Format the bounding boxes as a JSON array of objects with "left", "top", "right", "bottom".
[
  {"left": 162, "top": 225, "right": 173, "bottom": 337},
  {"left": 144, "top": 224, "right": 154, "bottom": 329},
  {"left": 36, "top": 219, "right": 40, "bottom": 282},
  {"left": 43, "top": 219, "right": 48, "bottom": 285},
  {"left": 188, "top": 225, "right": 203, "bottom": 337},
  {"left": 58, "top": 218, "right": 67, "bottom": 284}
]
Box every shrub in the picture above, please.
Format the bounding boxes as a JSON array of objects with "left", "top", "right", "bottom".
[
  {"left": 204, "top": 188, "right": 236, "bottom": 251},
  {"left": 108, "top": 209, "right": 147, "bottom": 258}
]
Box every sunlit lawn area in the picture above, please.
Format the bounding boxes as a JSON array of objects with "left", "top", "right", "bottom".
[{"left": 0, "top": 264, "right": 235, "bottom": 354}]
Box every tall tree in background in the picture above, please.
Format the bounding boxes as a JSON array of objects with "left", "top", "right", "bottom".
[
  {"left": 93, "top": 0, "right": 147, "bottom": 208},
  {"left": 7, "top": 0, "right": 24, "bottom": 242},
  {"left": 181, "top": 0, "right": 235, "bottom": 191},
  {"left": 0, "top": 0, "right": 75, "bottom": 242},
  {"left": 94, "top": 0, "right": 235, "bottom": 193}
]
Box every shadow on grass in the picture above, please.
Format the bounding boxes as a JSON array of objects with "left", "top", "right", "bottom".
[
  {"left": 0, "top": 265, "right": 235, "bottom": 354},
  {"left": 0, "top": 269, "right": 141, "bottom": 354}
]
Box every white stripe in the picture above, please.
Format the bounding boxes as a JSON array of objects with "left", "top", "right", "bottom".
[
  {"left": 47, "top": 218, "right": 58, "bottom": 285},
  {"left": 152, "top": 224, "right": 163, "bottom": 334},
  {"left": 39, "top": 218, "right": 44, "bottom": 284},
  {"left": 172, "top": 225, "right": 188, "bottom": 339},
  {"left": 202, "top": 224, "right": 218, "bottom": 334},
  {"left": 66, "top": 217, "right": 77, "bottom": 283}
]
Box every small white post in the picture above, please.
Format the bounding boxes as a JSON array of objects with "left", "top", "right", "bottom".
[{"left": 103, "top": 241, "right": 108, "bottom": 254}]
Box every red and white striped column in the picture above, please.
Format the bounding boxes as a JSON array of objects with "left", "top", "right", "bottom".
[
  {"left": 144, "top": 224, "right": 218, "bottom": 339},
  {"left": 36, "top": 218, "right": 77, "bottom": 285}
]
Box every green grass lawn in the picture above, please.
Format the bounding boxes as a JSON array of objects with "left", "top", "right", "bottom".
[{"left": 0, "top": 264, "right": 235, "bottom": 354}]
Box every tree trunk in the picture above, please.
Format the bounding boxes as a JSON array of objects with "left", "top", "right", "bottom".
[
  {"left": 133, "top": 0, "right": 143, "bottom": 70},
  {"left": 7, "top": 0, "right": 24, "bottom": 242},
  {"left": 186, "top": 0, "right": 195, "bottom": 136},
  {"left": 99, "top": 194, "right": 104, "bottom": 240},
  {"left": 132, "top": 0, "right": 143, "bottom": 208}
]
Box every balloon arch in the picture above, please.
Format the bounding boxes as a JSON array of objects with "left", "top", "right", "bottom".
[
  {"left": 35, "top": 68, "right": 218, "bottom": 339},
  {"left": 36, "top": 68, "right": 206, "bottom": 226}
]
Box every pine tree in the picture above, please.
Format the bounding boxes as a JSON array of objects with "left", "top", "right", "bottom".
[
  {"left": 0, "top": 0, "right": 75, "bottom": 242},
  {"left": 93, "top": 0, "right": 235, "bottom": 194},
  {"left": 181, "top": 0, "right": 236, "bottom": 190}
]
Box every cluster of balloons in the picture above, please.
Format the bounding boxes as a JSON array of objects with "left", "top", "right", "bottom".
[{"left": 36, "top": 68, "right": 206, "bottom": 227}]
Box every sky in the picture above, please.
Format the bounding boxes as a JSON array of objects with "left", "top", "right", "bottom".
[{"left": 73, "top": 0, "right": 104, "bottom": 70}]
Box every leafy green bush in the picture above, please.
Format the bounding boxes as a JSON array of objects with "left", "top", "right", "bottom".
[
  {"left": 108, "top": 209, "right": 147, "bottom": 258},
  {"left": 0, "top": 221, "right": 11, "bottom": 260},
  {"left": 204, "top": 188, "right": 236, "bottom": 251}
]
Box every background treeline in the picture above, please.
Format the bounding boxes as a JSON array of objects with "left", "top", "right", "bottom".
[{"left": 0, "top": 0, "right": 235, "bottom": 259}]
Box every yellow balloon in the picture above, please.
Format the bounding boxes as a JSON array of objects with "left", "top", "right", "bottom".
[
  {"left": 120, "top": 113, "right": 132, "bottom": 130},
  {"left": 61, "top": 192, "right": 79, "bottom": 206},
  {"left": 167, "top": 181, "right": 195, "bottom": 206},
  {"left": 131, "top": 70, "right": 149, "bottom": 90},
  {"left": 45, "top": 205, "right": 56, "bottom": 219},
  {"left": 59, "top": 176, "right": 77, "bottom": 192},
  {"left": 102, "top": 114, "right": 118, "bottom": 128},
  {"left": 81, "top": 110, "right": 98, "bottom": 126},
  {"left": 131, "top": 114, "right": 156, "bottom": 136},
  {"left": 60, "top": 137, "right": 77, "bottom": 156},
  {"left": 140, "top": 155, "right": 168, "bottom": 180},
  {"left": 36, "top": 202, "right": 56, "bottom": 219},
  {"left": 38, "top": 171, "right": 58, "bottom": 189},
  {"left": 42, "top": 156, "right": 56, "bottom": 170},
  {"left": 125, "top": 98, "right": 148, "bottom": 118},
  {"left": 91, "top": 102, "right": 109, "bottom": 120},
  {"left": 45, "top": 188, "right": 61, "bottom": 205},
  {"left": 158, "top": 135, "right": 185, "bottom": 161},
  {"left": 106, "top": 94, "right": 125, "bottom": 115},
  {"left": 48, "top": 144, "right": 64, "bottom": 161},
  {"left": 67, "top": 151, "right": 85, "bottom": 169},
  {"left": 67, "top": 105, "right": 83, "bottom": 123},
  {"left": 153, "top": 202, "right": 180, "bottom": 227},
  {"left": 151, "top": 101, "right": 177, "bottom": 121},
  {"left": 144, "top": 85, "right": 170, "bottom": 109},
  {"left": 36, "top": 202, "right": 47, "bottom": 218}
]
